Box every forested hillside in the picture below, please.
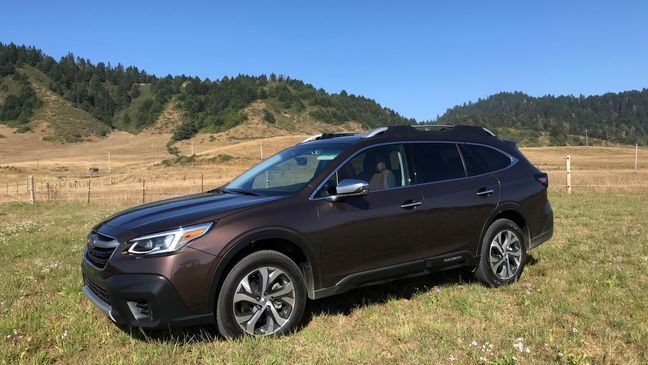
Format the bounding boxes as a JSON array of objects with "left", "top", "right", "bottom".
[
  {"left": 0, "top": 42, "right": 413, "bottom": 142},
  {"left": 2, "top": 42, "right": 648, "bottom": 146},
  {"left": 435, "top": 91, "right": 648, "bottom": 145}
]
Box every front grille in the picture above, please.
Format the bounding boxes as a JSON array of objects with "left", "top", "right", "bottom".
[
  {"left": 86, "top": 279, "right": 111, "bottom": 305},
  {"left": 85, "top": 232, "right": 118, "bottom": 269}
]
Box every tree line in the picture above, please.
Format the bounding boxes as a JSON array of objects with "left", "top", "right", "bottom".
[
  {"left": 434, "top": 91, "right": 648, "bottom": 145},
  {"left": 0, "top": 42, "right": 413, "bottom": 141}
]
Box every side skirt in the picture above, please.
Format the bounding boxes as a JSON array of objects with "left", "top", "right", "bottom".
[{"left": 312, "top": 251, "right": 476, "bottom": 300}]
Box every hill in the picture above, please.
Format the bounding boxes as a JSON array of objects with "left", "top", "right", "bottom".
[
  {"left": 434, "top": 91, "right": 648, "bottom": 145},
  {"left": 0, "top": 42, "right": 413, "bottom": 144}
]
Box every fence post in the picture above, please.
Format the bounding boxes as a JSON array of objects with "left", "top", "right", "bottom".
[
  {"left": 86, "top": 178, "right": 91, "bottom": 204},
  {"left": 46, "top": 182, "right": 51, "bottom": 202},
  {"left": 142, "top": 180, "right": 146, "bottom": 204},
  {"left": 28, "top": 176, "right": 35, "bottom": 204},
  {"left": 635, "top": 143, "right": 639, "bottom": 170},
  {"left": 566, "top": 155, "right": 572, "bottom": 194},
  {"left": 201, "top": 172, "right": 204, "bottom": 192}
]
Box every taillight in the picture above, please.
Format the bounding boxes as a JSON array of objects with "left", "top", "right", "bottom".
[{"left": 535, "top": 173, "right": 548, "bottom": 188}]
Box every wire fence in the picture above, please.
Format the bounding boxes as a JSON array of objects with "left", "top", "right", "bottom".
[
  {"left": 1, "top": 144, "right": 646, "bottom": 204},
  {"left": 0, "top": 172, "right": 233, "bottom": 204}
]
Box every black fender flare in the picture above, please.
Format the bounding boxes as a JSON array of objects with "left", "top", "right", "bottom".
[
  {"left": 206, "top": 227, "right": 320, "bottom": 313},
  {"left": 477, "top": 202, "right": 530, "bottom": 255}
]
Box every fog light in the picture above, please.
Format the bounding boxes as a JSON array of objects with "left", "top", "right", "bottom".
[{"left": 127, "top": 300, "right": 152, "bottom": 320}]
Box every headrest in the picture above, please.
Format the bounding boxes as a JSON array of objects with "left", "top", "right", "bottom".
[{"left": 375, "top": 162, "right": 387, "bottom": 173}]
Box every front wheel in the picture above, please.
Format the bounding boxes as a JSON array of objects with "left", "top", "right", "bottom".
[
  {"left": 216, "top": 250, "right": 307, "bottom": 338},
  {"left": 474, "top": 219, "right": 527, "bottom": 287}
]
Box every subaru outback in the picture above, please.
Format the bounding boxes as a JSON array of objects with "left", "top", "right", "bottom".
[{"left": 81, "top": 125, "right": 553, "bottom": 337}]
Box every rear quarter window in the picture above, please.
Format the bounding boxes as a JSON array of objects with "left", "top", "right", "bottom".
[{"left": 462, "top": 144, "right": 512, "bottom": 173}]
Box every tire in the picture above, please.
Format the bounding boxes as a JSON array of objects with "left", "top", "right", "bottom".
[
  {"left": 216, "top": 250, "right": 307, "bottom": 338},
  {"left": 474, "top": 219, "right": 527, "bottom": 287}
]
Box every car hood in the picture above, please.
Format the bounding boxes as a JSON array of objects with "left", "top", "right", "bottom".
[{"left": 97, "top": 191, "right": 282, "bottom": 235}]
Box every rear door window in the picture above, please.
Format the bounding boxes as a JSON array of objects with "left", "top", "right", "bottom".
[
  {"left": 408, "top": 143, "right": 466, "bottom": 183},
  {"left": 462, "top": 144, "right": 512, "bottom": 172}
]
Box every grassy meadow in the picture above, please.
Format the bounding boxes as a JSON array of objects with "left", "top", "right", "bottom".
[{"left": 0, "top": 191, "right": 646, "bottom": 364}]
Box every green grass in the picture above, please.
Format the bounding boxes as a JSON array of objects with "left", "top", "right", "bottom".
[{"left": 0, "top": 192, "right": 646, "bottom": 364}]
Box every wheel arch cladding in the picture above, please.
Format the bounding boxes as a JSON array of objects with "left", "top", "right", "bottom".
[
  {"left": 207, "top": 231, "right": 318, "bottom": 313},
  {"left": 491, "top": 210, "right": 529, "bottom": 245}
]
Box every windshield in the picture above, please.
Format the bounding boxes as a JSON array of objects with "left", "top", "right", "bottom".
[{"left": 224, "top": 144, "right": 347, "bottom": 195}]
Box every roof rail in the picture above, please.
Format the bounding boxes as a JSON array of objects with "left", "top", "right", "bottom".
[
  {"left": 299, "top": 124, "right": 497, "bottom": 144},
  {"left": 481, "top": 127, "right": 496, "bottom": 136},
  {"left": 299, "top": 132, "right": 356, "bottom": 144},
  {"left": 359, "top": 127, "right": 388, "bottom": 138},
  {"left": 300, "top": 134, "right": 323, "bottom": 143}
]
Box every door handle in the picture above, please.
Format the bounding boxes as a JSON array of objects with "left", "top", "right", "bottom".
[
  {"left": 476, "top": 188, "right": 494, "bottom": 197},
  {"left": 400, "top": 200, "right": 422, "bottom": 209}
]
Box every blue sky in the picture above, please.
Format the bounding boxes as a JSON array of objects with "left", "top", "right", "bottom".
[{"left": 1, "top": 1, "right": 648, "bottom": 121}]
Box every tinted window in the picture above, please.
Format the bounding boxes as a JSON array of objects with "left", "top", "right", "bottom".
[
  {"left": 409, "top": 143, "right": 465, "bottom": 183},
  {"left": 314, "top": 144, "right": 410, "bottom": 198},
  {"left": 464, "top": 145, "right": 511, "bottom": 172},
  {"left": 458, "top": 144, "right": 488, "bottom": 176}
]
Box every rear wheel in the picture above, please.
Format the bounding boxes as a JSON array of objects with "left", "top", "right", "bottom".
[
  {"left": 216, "top": 250, "right": 306, "bottom": 338},
  {"left": 474, "top": 219, "right": 527, "bottom": 287}
]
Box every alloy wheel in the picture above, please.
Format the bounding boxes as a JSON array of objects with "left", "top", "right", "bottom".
[
  {"left": 489, "top": 230, "right": 522, "bottom": 280},
  {"left": 232, "top": 266, "right": 296, "bottom": 335}
]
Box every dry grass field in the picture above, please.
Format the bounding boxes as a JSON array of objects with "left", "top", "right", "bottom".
[{"left": 1, "top": 125, "right": 647, "bottom": 204}]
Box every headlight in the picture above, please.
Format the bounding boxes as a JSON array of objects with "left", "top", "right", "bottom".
[{"left": 127, "top": 222, "right": 213, "bottom": 255}]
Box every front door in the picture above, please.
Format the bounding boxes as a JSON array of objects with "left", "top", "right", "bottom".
[{"left": 311, "top": 144, "right": 425, "bottom": 287}]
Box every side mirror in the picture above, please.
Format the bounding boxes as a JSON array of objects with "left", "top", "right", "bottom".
[{"left": 327, "top": 179, "right": 369, "bottom": 202}]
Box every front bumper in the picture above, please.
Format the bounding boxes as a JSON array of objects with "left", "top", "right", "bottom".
[{"left": 81, "top": 267, "right": 214, "bottom": 328}]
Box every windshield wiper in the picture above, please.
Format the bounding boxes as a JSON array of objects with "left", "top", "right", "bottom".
[{"left": 222, "top": 188, "right": 261, "bottom": 196}]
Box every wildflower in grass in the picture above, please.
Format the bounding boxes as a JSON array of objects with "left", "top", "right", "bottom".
[
  {"left": 513, "top": 337, "right": 530, "bottom": 353},
  {"left": 61, "top": 330, "right": 69, "bottom": 340},
  {"left": 433, "top": 286, "right": 441, "bottom": 294},
  {"left": 470, "top": 340, "right": 478, "bottom": 347},
  {"left": 448, "top": 354, "right": 456, "bottom": 362}
]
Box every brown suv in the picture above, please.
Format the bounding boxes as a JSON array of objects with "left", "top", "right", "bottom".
[{"left": 82, "top": 125, "right": 553, "bottom": 337}]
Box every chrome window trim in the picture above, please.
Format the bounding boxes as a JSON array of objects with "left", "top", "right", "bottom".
[{"left": 308, "top": 140, "right": 517, "bottom": 201}]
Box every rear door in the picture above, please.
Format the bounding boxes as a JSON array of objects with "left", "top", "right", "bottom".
[{"left": 407, "top": 142, "right": 500, "bottom": 259}]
